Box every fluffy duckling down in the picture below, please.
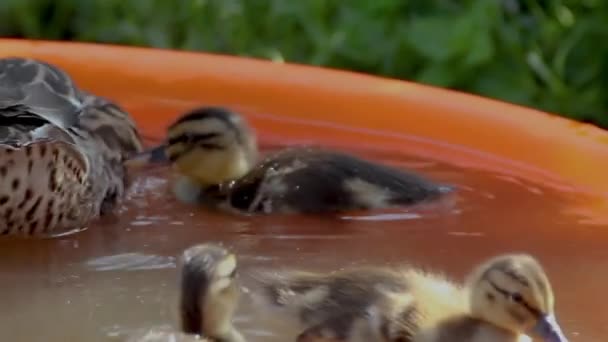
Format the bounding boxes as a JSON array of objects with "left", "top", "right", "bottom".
[
  {"left": 251, "top": 254, "right": 568, "bottom": 342},
  {"left": 129, "top": 243, "right": 245, "bottom": 342},
  {"left": 126, "top": 106, "right": 453, "bottom": 215}
]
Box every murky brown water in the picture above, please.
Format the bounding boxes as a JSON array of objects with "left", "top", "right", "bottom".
[{"left": 1, "top": 119, "right": 607, "bottom": 341}]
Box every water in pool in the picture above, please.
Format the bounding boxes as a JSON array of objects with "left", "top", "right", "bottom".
[{"left": 0, "top": 105, "right": 606, "bottom": 342}]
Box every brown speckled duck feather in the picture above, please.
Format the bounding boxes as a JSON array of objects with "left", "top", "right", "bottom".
[{"left": 0, "top": 57, "right": 142, "bottom": 237}]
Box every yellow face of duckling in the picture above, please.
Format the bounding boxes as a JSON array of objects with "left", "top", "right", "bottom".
[
  {"left": 467, "top": 254, "right": 568, "bottom": 342},
  {"left": 126, "top": 107, "right": 258, "bottom": 187},
  {"left": 180, "top": 243, "right": 241, "bottom": 338}
]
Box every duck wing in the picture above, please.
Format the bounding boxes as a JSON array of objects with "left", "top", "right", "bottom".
[{"left": 0, "top": 57, "right": 83, "bottom": 130}]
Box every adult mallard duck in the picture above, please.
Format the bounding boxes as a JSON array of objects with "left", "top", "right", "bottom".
[
  {"left": 253, "top": 254, "right": 569, "bottom": 342},
  {"left": 0, "top": 57, "right": 143, "bottom": 237},
  {"left": 126, "top": 106, "right": 452, "bottom": 215}
]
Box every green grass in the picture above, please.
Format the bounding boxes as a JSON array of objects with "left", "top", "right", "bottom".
[{"left": 1, "top": 0, "right": 607, "bottom": 128}]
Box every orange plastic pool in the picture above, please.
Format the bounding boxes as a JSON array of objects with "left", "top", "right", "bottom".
[{"left": 0, "top": 39, "right": 606, "bottom": 341}]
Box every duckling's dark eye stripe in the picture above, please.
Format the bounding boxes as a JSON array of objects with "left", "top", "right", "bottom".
[
  {"left": 168, "top": 147, "right": 191, "bottom": 162},
  {"left": 488, "top": 280, "right": 541, "bottom": 317},
  {"left": 168, "top": 132, "right": 220, "bottom": 145},
  {"left": 496, "top": 265, "right": 530, "bottom": 288},
  {"left": 488, "top": 279, "right": 510, "bottom": 298},
  {"left": 168, "top": 143, "right": 224, "bottom": 162},
  {"left": 169, "top": 107, "right": 245, "bottom": 144}
]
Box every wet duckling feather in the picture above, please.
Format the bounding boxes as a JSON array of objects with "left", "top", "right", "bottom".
[
  {"left": 127, "top": 106, "right": 452, "bottom": 215},
  {"left": 252, "top": 254, "right": 568, "bottom": 342},
  {"left": 129, "top": 243, "right": 245, "bottom": 342}
]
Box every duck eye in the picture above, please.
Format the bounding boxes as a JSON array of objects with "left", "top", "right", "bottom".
[
  {"left": 184, "top": 133, "right": 195, "bottom": 142},
  {"left": 510, "top": 292, "right": 523, "bottom": 303}
]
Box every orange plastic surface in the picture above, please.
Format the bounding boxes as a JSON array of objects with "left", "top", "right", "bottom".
[{"left": 1, "top": 39, "right": 607, "bottom": 198}]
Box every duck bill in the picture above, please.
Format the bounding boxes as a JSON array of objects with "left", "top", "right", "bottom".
[
  {"left": 124, "top": 144, "right": 170, "bottom": 169},
  {"left": 531, "top": 314, "right": 569, "bottom": 342}
]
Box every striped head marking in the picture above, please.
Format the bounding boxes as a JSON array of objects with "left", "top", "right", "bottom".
[
  {"left": 126, "top": 107, "right": 258, "bottom": 186},
  {"left": 467, "top": 254, "right": 568, "bottom": 342}
]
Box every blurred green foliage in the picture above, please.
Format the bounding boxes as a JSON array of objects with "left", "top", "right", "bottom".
[{"left": 1, "top": 0, "right": 607, "bottom": 127}]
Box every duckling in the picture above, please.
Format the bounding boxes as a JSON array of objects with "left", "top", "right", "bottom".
[
  {"left": 252, "top": 254, "right": 568, "bottom": 342},
  {"left": 0, "top": 57, "right": 143, "bottom": 237},
  {"left": 126, "top": 106, "right": 452, "bottom": 214},
  {"left": 129, "top": 243, "right": 245, "bottom": 342}
]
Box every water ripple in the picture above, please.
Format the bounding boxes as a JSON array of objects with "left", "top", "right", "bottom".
[
  {"left": 85, "top": 253, "right": 176, "bottom": 272},
  {"left": 340, "top": 212, "right": 422, "bottom": 221}
]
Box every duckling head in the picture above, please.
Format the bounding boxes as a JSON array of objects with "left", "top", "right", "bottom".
[
  {"left": 466, "top": 254, "right": 568, "bottom": 342},
  {"left": 179, "top": 243, "right": 240, "bottom": 339},
  {"left": 127, "top": 107, "right": 258, "bottom": 187}
]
